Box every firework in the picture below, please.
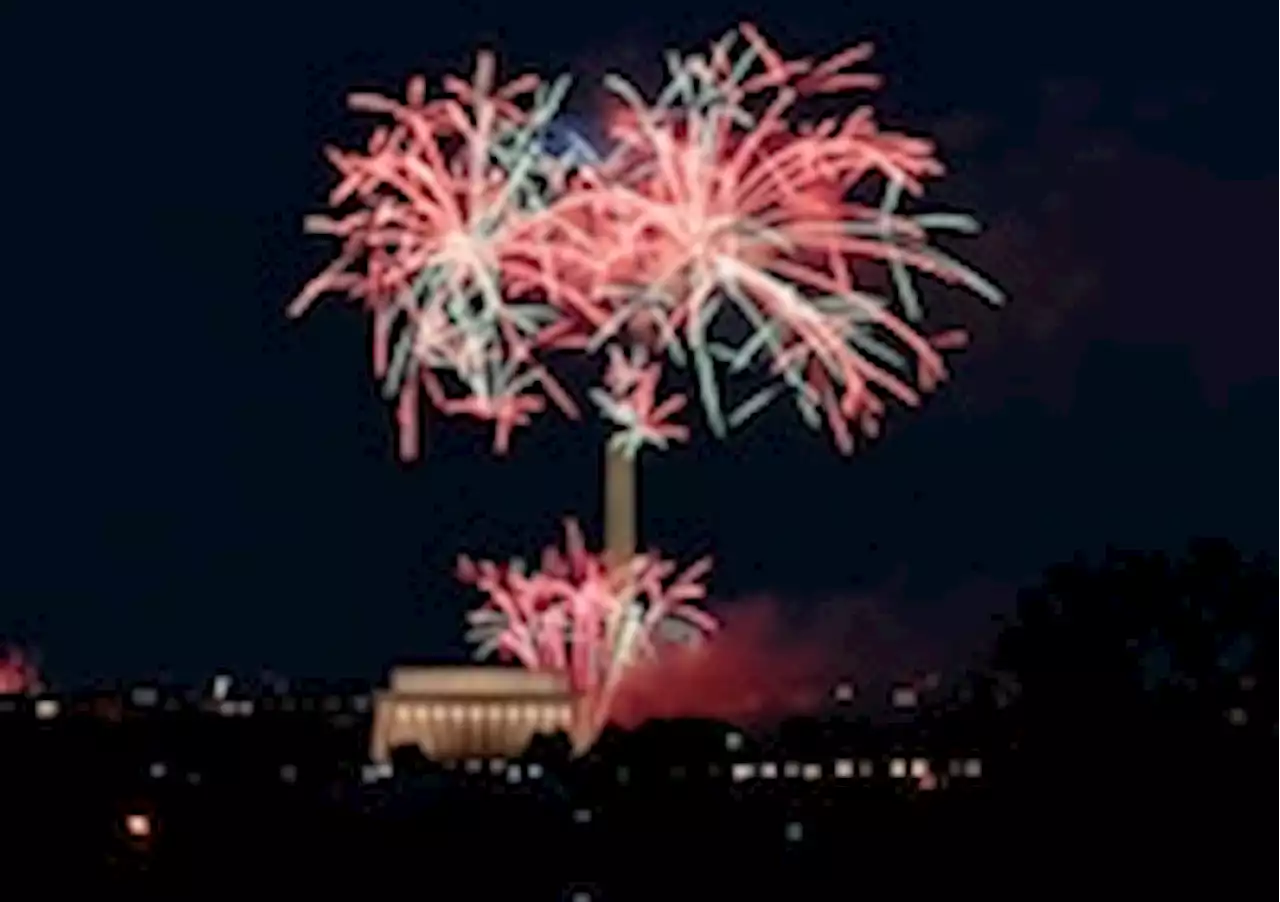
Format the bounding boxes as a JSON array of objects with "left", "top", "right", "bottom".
[
  {"left": 590, "top": 345, "right": 690, "bottom": 459},
  {"left": 563, "top": 23, "right": 1004, "bottom": 454},
  {"left": 290, "top": 54, "right": 603, "bottom": 458},
  {"left": 459, "top": 520, "right": 715, "bottom": 748},
  {"left": 0, "top": 647, "right": 37, "bottom": 695},
  {"left": 282, "top": 28, "right": 1008, "bottom": 754}
]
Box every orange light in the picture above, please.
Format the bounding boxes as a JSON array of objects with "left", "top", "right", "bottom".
[{"left": 124, "top": 813, "right": 151, "bottom": 838}]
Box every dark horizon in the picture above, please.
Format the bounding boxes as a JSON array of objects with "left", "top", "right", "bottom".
[{"left": 2, "top": 1, "right": 1274, "bottom": 687}]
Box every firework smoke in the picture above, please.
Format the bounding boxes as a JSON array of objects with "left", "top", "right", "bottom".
[{"left": 608, "top": 593, "right": 933, "bottom": 728}]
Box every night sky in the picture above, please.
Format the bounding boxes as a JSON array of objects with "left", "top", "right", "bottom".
[{"left": 2, "top": 2, "right": 1274, "bottom": 687}]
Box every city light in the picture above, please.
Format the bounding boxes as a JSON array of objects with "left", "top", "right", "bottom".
[
  {"left": 125, "top": 813, "right": 151, "bottom": 839},
  {"left": 211, "top": 675, "right": 231, "bottom": 702},
  {"left": 892, "top": 687, "right": 919, "bottom": 709}
]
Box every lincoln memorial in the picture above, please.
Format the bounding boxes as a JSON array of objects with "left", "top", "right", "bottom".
[{"left": 369, "top": 666, "right": 577, "bottom": 763}]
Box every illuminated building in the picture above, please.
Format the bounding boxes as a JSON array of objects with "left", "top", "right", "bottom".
[{"left": 369, "top": 666, "right": 577, "bottom": 763}]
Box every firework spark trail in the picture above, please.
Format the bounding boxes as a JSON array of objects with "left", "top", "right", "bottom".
[
  {"left": 289, "top": 54, "right": 606, "bottom": 458},
  {"left": 560, "top": 23, "right": 1004, "bottom": 454},
  {"left": 590, "top": 345, "right": 691, "bottom": 458},
  {"left": 459, "top": 520, "right": 715, "bottom": 748}
]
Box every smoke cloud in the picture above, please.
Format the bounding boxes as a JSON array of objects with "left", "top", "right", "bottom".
[{"left": 609, "top": 593, "right": 933, "bottom": 728}]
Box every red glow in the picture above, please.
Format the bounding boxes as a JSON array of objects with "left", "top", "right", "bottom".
[
  {"left": 0, "top": 647, "right": 36, "bottom": 695},
  {"left": 609, "top": 595, "right": 926, "bottom": 728}
]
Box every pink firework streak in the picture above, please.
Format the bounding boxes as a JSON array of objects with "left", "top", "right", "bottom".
[
  {"left": 560, "top": 23, "right": 1004, "bottom": 454},
  {"left": 459, "top": 520, "right": 715, "bottom": 748},
  {"left": 290, "top": 54, "right": 604, "bottom": 459}
]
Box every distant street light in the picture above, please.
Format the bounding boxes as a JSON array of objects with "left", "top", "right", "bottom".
[{"left": 124, "top": 813, "right": 151, "bottom": 839}]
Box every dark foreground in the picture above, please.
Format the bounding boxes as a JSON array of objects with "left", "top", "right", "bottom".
[{"left": 2, "top": 713, "right": 1269, "bottom": 900}]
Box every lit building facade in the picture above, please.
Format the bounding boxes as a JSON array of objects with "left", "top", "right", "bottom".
[{"left": 370, "top": 666, "right": 577, "bottom": 763}]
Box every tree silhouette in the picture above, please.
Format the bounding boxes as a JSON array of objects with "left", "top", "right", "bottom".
[
  {"left": 522, "top": 729, "right": 573, "bottom": 768},
  {"left": 992, "top": 538, "right": 1275, "bottom": 774},
  {"left": 388, "top": 743, "right": 438, "bottom": 776}
]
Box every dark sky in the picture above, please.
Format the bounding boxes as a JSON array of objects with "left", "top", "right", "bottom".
[{"left": 2, "top": 2, "right": 1274, "bottom": 687}]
